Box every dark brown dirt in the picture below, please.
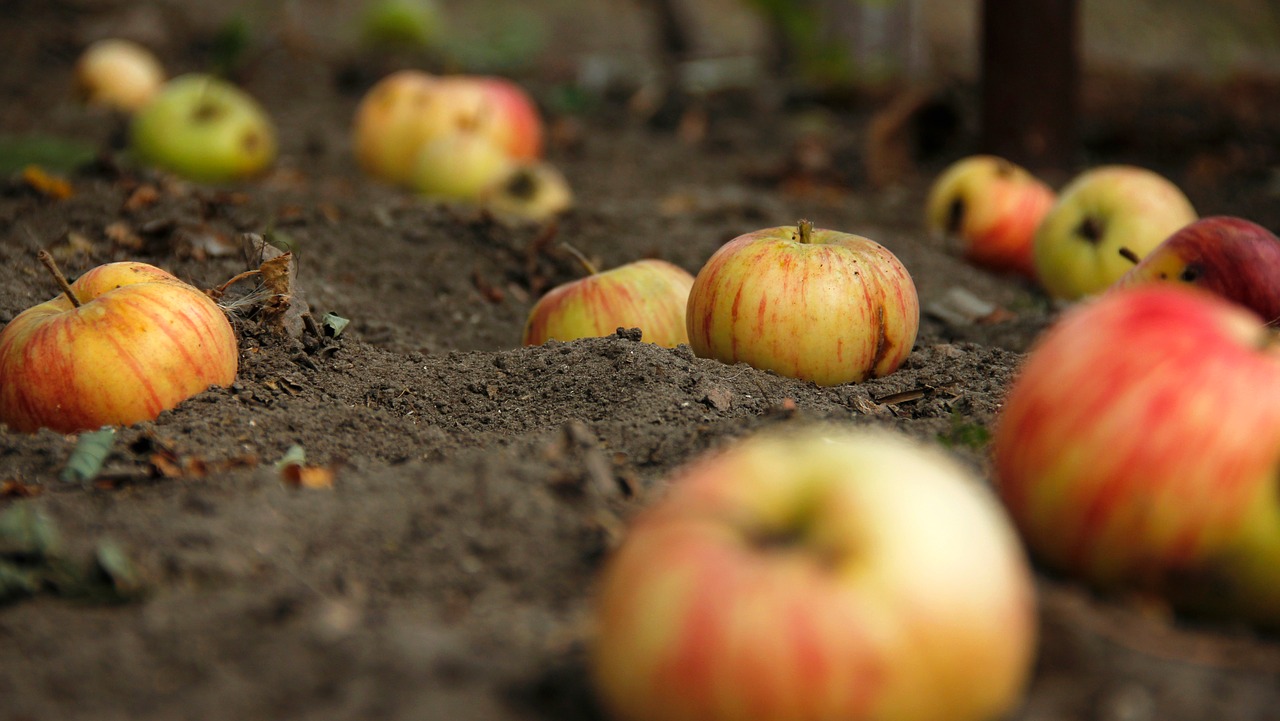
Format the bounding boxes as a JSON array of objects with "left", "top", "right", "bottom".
[{"left": 2, "top": 3, "right": 1280, "bottom": 721}]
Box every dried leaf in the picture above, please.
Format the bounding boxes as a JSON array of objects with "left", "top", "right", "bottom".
[
  {"left": 104, "top": 221, "right": 143, "bottom": 250},
  {"left": 60, "top": 428, "right": 117, "bottom": 484},
  {"left": 276, "top": 445, "right": 334, "bottom": 489},
  {"left": 0, "top": 479, "right": 41, "bottom": 498},
  {"left": 121, "top": 183, "right": 160, "bottom": 212},
  {"left": 21, "top": 165, "right": 73, "bottom": 199}
]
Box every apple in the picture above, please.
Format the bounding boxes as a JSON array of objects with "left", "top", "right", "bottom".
[
  {"left": 925, "top": 154, "right": 1055, "bottom": 279},
  {"left": 686, "top": 220, "right": 918, "bottom": 386},
  {"left": 75, "top": 38, "right": 166, "bottom": 113},
  {"left": 130, "top": 73, "right": 277, "bottom": 182},
  {"left": 1114, "top": 216, "right": 1280, "bottom": 324},
  {"left": 410, "top": 129, "right": 514, "bottom": 201},
  {"left": 1033, "top": 165, "right": 1197, "bottom": 300},
  {"left": 592, "top": 426, "right": 1038, "bottom": 721},
  {"left": 0, "top": 256, "right": 238, "bottom": 434},
  {"left": 483, "top": 160, "right": 574, "bottom": 221},
  {"left": 359, "top": 0, "right": 443, "bottom": 49},
  {"left": 992, "top": 285, "right": 1280, "bottom": 626},
  {"left": 352, "top": 71, "right": 544, "bottom": 187},
  {"left": 522, "top": 258, "right": 694, "bottom": 348}
]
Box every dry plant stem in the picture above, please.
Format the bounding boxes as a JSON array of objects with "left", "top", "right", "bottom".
[
  {"left": 1118, "top": 247, "right": 1142, "bottom": 265},
  {"left": 208, "top": 269, "right": 262, "bottom": 300},
  {"left": 560, "top": 243, "right": 599, "bottom": 276},
  {"left": 37, "top": 250, "right": 81, "bottom": 307}
]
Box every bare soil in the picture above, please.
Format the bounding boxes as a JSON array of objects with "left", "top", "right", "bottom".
[{"left": 2, "top": 3, "right": 1279, "bottom": 720}]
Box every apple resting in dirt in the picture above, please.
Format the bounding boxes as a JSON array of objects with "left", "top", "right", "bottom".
[
  {"left": 130, "top": 73, "right": 277, "bottom": 182},
  {"left": 686, "top": 220, "right": 918, "bottom": 386},
  {"left": 484, "top": 161, "right": 574, "bottom": 222},
  {"left": 925, "top": 154, "right": 1055, "bottom": 279},
  {"left": 1033, "top": 165, "right": 1196, "bottom": 300},
  {"left": 592, "top": 426, "right": 1038, "bottom": 721},
  {"left": 0, "top": 256, "right": 238, "bottom": 434},
  {"left": 75, "top": 38, "right": 165, "bottom": 113},
  {"left": 993, "top": 285, "right": 1280, "bottom": 627},
  {"left": 411, "top": 129, "right": 514, "bottom": 201},
  {"left": 522, "top": 257, "right": 694, "bottom": 348},
  {"left": 1114, "top": 216, "right": 1280, "bottom": 323}
]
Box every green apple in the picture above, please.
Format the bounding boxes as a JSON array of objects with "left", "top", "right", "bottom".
[
  {"left": 1033, "top": 165, "right": 1196, "bottom": 300},
  {"left": 130, "top": 73, "right": 277, "bottom": 182}
]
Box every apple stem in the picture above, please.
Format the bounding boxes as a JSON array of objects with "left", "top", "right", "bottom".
[
  {"left": 797, "top": 219, "right": 813, "bottom": 244},
  {"left": 560, "top": 243, "right": 599, "bottom": 276},
  {"left": 37, "top": 250, "right": 81, "bottom": 308},
  {"left": 1117, "top": 247, "right": 1141, "bottom": 265}
]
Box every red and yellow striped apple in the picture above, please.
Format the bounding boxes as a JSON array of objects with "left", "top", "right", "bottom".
[
  {"left": 0, "top": 259, "right": 238, "bottom": 434},
  {"left": 75, "top": 38, "right": 165, "bottom": 113},
  {"left": 1033, "top": 165, "right": 1196, "bottom": 300},
  {"left": 592, "top": 426, "right": 1038, "bottom": 721},
  {"left": 522, "top": 258, "right": 694, "bottom": 348},
  {"left": 993, "top": 285, "right": 1280, "bottom": 626},
  {"left": 1115, "top": 216, "right": 1280, "bottom": 323},
  {"left": 925, "top": 155, "right": 1055, "bottom": 279},
  {"left": 410, "top": 129, "right": 514, "bottom": 201},
  {"left": 686, "top": 221, "right": 918, "bottom": 386}
]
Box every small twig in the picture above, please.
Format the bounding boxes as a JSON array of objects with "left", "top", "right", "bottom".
[
  {"left": 37, "top": 250, "right": 81, "bottom": 307},
  {"left": 207, "top": 269, "right": 261, "bottom": 300},
  {"left": 1118, "top": 247, "right": 1142, "bottom": 265}
]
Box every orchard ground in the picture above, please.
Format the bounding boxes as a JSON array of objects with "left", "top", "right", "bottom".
[{"left": 2, "top": 2, "right": 1280, "bottom": 719}]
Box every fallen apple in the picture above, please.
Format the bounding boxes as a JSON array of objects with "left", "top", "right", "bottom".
[
  {"left": 130, "top": 73, "right": 277, "bottom": 182},
  {"left": 351, "top": 69, "right": 440, "bottom": 185},
  {"left": 686, "top": 220, "right": 918, "bottom": 386},
  {"left": 483, "top": 160, "right": 574, "bottom": 221},
  {"left": 1033, "top": 165, "right": 1197, "bottom": 300},
  {"left": 592, "top": 426, "right": 1038, "bottom": 721},
  {"left": 359, "top": 0, "right": 443, "bottom": 49},
  {"left": 925, "top": 154, "right": 1055, "bottom": 279},
  {"left": 75, "top": 38, "right": 166, "bottom": 113},
  {"left": 410, "top": 129, "right": 514, "bottom": 201},
  {"left": 1114, "top": 216, "right": 1280, "bottom": 323},
  {"left": 0, "top": 254, "right": 238, "bottom": 434},
  {"left": 522, "top": 256, "right": 694, "bottom": 348},
  {"left": 993, "top": 285, "right": 1280, "bottom": 626}
]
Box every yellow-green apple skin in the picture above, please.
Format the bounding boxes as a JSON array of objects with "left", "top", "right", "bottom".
[
  {"left": 1114, "top": 216, "right": 1280, "bottom": 323},
  {"left": 522, "top": 259, "right": 694, "bottom": 348},
  {"left": 75, "top": 38, "right": 165, "bottom": 113},
  {"left": 925, "top": 155, "right": 1055, "bottom": 279},
  {"left": 592, "top": 427, "right": 1038, "bottom": 721},
  {"left": 686, "top": 222, "right": 918, "bottom": 386},
  {"left": 410, "top": 129, "right": 514, "bottom": 201},
  {"left": 1032, "top": 165, "right": 1196, "bottom": 300},
  {"left": 352, "top": 71, "right": 544, "bottom": 187},
  {"left": 0, "top": 262, "right": 238, "bottom": 434},
  {"left": 993, "top": 285, "right": 1280, "bottom": 626},
  {"left": 130, "top": 73, "right": 277, "bottom": 183},
  {"left": 484, "top": 161, "right": 574, "bottom": 221}
]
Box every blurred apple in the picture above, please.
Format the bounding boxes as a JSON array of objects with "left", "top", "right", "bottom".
[
  {"left": 483, "top": 161, "right": 573, "bottom": 221},
  {"left": 993, "top": 285, "right": 1280, "bottom": 626},
  {"left": 1033, "top": 165, "right": 1196, "bottom": 300},
  {"left": 360, "top": 0, "right": 443, "bottom": 49},
  {"left": 0, "top": 258, "right": 238, "bottom": 434},
  {"left": 522, "top": 258, "right": 694, "bottom": 348},
  {"left": 1115, "top": 216, "right": 1280, "bottom": 323},
  {"left": 130, "top": 73, "right": 277, "bottom": 182},
  {"left": 593, "top": 426, "right": 1038, "bottom": 721},
  {"left": 351, "top": 69, "right": 440, "bottom": 185},
  {"left": 686, "top": 220, "right": 918, "bottom": 386},
  {"left": 75, "top": 38, "right": 166, "bottom": 113},
  {"left": 925, "top": 154, "right": 1055, "bottom": 279},
  {"left": 410, "top": 129, "right": 514, "bottom": 201}
]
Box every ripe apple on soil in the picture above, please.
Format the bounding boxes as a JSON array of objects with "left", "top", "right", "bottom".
[
  {"left": 410, "top": 129, "right": 514, "bottom": 201},
  {"left": 1114, "top": 216, "right": 1280, "bottom": 323},
  {"left": 993, "top": 285, "right": 1280, "bottom": 627},
  {"left": 686, "top": 220, "right": 918, "bottom": 386},
  {"left": 483, "top": 160, "right": 574, "bottom": 221},
  {"left": 130, "top": 73, "right": 277, "bottom": 183},
  {"left": 0, "top": 256, "right": 239, "bottom": 434},
  {"left": 75, "top": 38, "right": 166, "bottom": 113},
  {"left": 1033, "top": 165, "right": 1197, "bottom": 300},
  {"left": 352, "top": 70, "right": 544, "bottom": 186},
  {"left": 592, "top": 426, "right": 1038, "bottom": 721},
  {"left": 925, "top": 154, "right": 1055, "bottom": 279},
  {"left": 522, "top": 257, "right": 694, "bottom": 348}
]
